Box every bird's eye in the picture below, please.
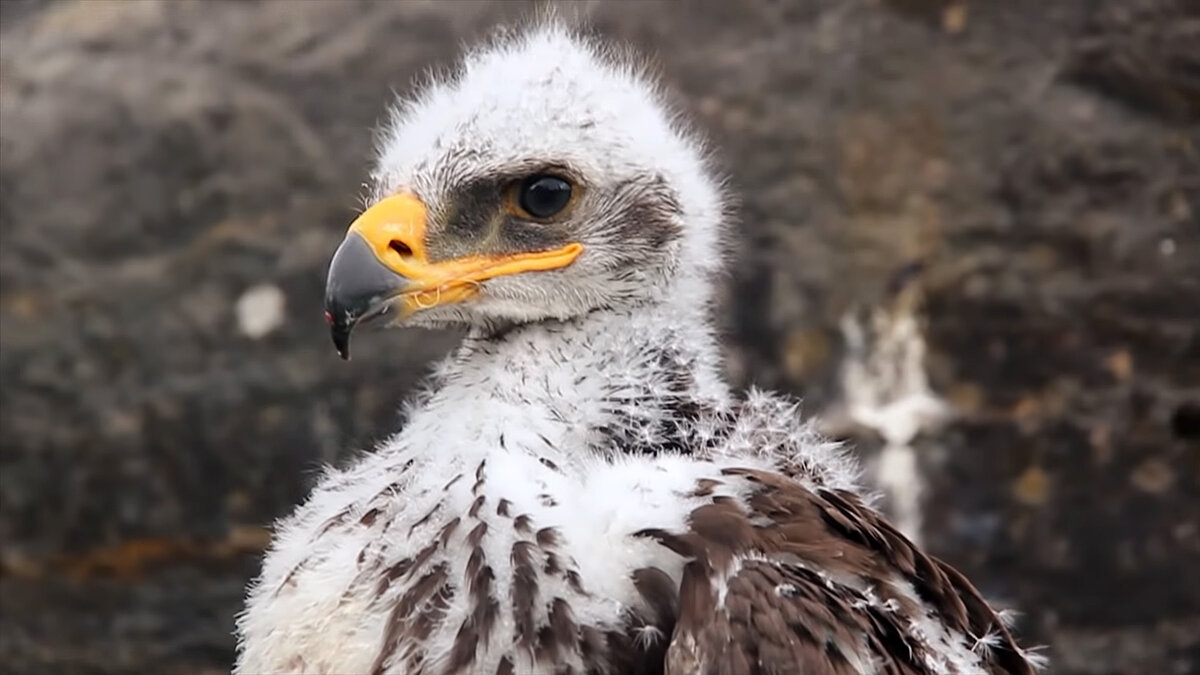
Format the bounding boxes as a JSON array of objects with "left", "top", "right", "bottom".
[{"left": 516, "top": 175, "right": 573, "bottom": 219}]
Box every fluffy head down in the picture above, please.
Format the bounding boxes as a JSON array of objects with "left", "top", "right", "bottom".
[{"left": 366, "top": 23, "right": 727, "bottom": 329}]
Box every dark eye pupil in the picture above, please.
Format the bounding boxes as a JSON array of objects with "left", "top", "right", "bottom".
[{"left": 519, "top": 175, "right": 572, "bottom": 218}]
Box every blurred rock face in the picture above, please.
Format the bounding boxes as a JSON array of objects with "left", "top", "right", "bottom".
[{"left": 1, "top": 1, "right": 1196, "bottom": 673}]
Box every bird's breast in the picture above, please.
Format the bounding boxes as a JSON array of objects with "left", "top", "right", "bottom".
[{"left": 235, "top": 447, "right": 736, "bottom": 675}]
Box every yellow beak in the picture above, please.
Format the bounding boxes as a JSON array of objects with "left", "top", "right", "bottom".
[{"left": 324, "top": 193, "right": 583, "bottom": 358}]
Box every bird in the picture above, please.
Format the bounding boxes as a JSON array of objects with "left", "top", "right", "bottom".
[{"left": 235, "top": 20, "right": 1045, "bottom": 675}]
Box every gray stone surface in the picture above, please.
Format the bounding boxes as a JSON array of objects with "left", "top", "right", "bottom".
[{"left": 1, "top": 1, "right": 1197, "bottom": 673}]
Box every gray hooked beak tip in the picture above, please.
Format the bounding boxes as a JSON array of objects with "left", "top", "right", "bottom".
[{"left": 323, "top": 233, "right": 407, "bottom": 360}]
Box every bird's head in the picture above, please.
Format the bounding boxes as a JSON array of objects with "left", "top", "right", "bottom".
[{"left": 324, "top": 23, "right": 726, "bottom": 358}]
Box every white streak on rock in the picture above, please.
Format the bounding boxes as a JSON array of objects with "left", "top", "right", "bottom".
[{"left": 838, "top": 303, "right": 947, "bottom": 544}]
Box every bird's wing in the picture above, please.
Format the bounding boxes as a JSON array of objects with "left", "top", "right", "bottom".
[{"left": 637, "top": 467, "right": 1036, "bottom": 675}]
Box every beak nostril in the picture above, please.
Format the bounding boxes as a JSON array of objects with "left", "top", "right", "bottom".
[{"left": 389, "top": 240, "right": 414, "bottom": 259}]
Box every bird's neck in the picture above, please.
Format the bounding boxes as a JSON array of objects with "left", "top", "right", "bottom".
[{"left": 395, "top": 287, "right": 731, "bottom": 467}]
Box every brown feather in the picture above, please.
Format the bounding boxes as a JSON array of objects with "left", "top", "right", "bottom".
[{"left": 660, "top": 469, "right": 1037, "bottom": 675}]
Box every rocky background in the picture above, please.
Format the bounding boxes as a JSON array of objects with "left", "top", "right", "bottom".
[{"left": 1, "top": 1, "right": 1197, "bottom": 673}]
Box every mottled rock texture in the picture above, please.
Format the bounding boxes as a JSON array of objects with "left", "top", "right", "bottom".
[{"left": 1, "top": 1, "right": 1197, "bottom": 673}]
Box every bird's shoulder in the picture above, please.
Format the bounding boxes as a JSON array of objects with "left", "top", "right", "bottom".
[{"left": 635, "top": 466, "right": 1041, "bottom": 675}]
